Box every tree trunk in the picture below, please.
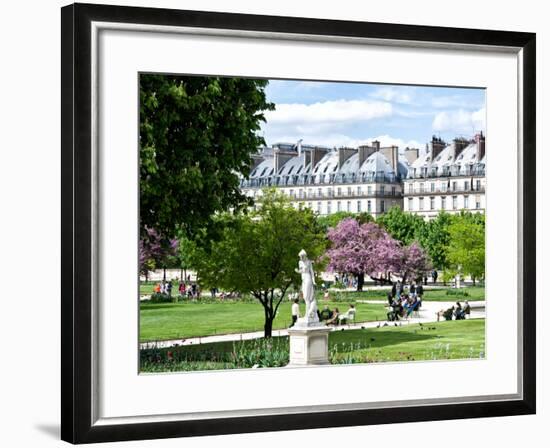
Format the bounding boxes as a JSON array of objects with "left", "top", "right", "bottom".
[
  {"left": 180, "top": 268, "right": 183, "bottom": 281},
  {"left": 264, "top": 318, "right": 273, "bottom": 338},
  {"left": 163, "top": 267, "right": 167, "bottom": 282},
  {"left": 472, "top": 276, "right": 476, "bottom": 286},
  {"left": 356, "top": 273, "right": 365, "bottom": 291}
]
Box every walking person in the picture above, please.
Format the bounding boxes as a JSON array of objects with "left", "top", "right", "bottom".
[{"left": 290, "top": 299, "right": 300, "bottom": 327}]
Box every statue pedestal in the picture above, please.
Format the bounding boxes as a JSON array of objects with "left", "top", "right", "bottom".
[{"left": 287, "top": 323, "right": 332, "bottom": 367}]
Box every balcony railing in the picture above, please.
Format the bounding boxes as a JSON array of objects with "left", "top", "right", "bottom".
[
  {"left": 240, "top": 171, "right": 402, "bottom": 188},
  {"left": 285, "top": 190, "right": 402, "bottom": 200},
  {"left": 407, "top": 165, "right": 485, "bottom": 179},
  {"left": 405, "top": 185, "right": 485, "bottom": 195}
]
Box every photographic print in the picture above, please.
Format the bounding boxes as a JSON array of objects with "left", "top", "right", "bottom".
[
  {"left": 138, "top": 75, "right": 487, "bottom": 373},
  {"left": 61, "top": 4, "right": 535, "bottom": 442}
]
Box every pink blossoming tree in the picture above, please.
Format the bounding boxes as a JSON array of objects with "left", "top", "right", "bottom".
[
  {"left": 325, "top": 218, "right": 402, "bottom": 290},
  {"left": 139, "top": 227, "right": 179, "bottom": 281},
  {"left": 325, "top": 218, "right": 431, "bottom": 290},
  {"left": 399, "top": 241, "right": 432, "bottom": 284}
]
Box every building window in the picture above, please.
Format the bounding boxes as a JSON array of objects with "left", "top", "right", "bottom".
[
  {"left": 430, "top": 182, "right": 435, "bottom": 192},
  {"left": 317, "top": 188, "right": 322, "bottom": 198},
  {"left": 452, "top": 181, "right": 457, "bottom": 192},
  {"left": 367, "top": 185, "right": 372, "bottom": 195},
  {"left": 289, "top": 189, "right": 294, "bottom": 198},
  {"left": 380, "top": 186, "right": 385, "bottom": 195},
  {"left": 347, "top": 201, "right": 351, "bottom": 212},
  {"left": 327, "top": 201, "right": 332, "bottom": 214},
  {"left": 367, "top": 200, "right": 371, "bottom": 213},
  {"left": 441, "top": 197, "right": 446, "bottom": 209},
  {"left": 380, "top": 200, "right": 385, "bottom": 213},
  {"left": 476, "top": 179, "right": 481, "bottom": 191},
  {"left": 299, "top": 189, "right": 304, "bottom": 199},
  {"left": 419, "top": 197, "right": 424, "bottom": 211},
  {"left": 441, "top": 181, "right": 447, "bottom": 192},
  {"left": 408, "top": 183, "right": 413, "bottom": 193},
  {"left": 464, "top": 181, "right": 469, "bottom": 191},
  {"left": 430, "top": 197, "right": 435, "bottom": 210},
  {"left": 317, "top": 202, "right": 321, "bottom": 213},
  {"left": 337, "top": 201, "right": 341, "bottom": 212},
  {"left": 475, "top": 195, "right": 481, "bottom": 209},
  {"left": 452, "top": 196, "right": 458, "bottom": 210},
  {"left": 392, "top": 186, "right": 396, "bottom": 196},
  {"left": 357, "top": 201, "right": 362, "bottom": 212},
  {"left": 419, "top": 183, "right": 424, "bottom": 193},
  {"left": 337, "top": 187, "right": 341, "bottom": 196},
  {"left": 347, "top": 187, "right": 352, "bottom": 197},
  {"left": 408, "top": 197, "right": 413, "bottom": 211},
  {"left": 328, "top": 188, "right": 333, "bottom": 198},
  {"left": 357, "top": 186, "right": 362, "bottom": 196},
  {"left": 464, "top": 195, "right": 469, "bottom": 209}
]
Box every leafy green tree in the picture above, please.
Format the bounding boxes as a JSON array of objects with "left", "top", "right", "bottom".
[
  {"left": 140, "top": 74, "right": 274, "bottom": 238},
  {"left": 376, "top": 206, "right": 425, "bottom": 245},
  {"left": 174, "top": 232, "right": 199, "bottom": 282},
  {"left": 191, "top": 191, "right": 327, "bottom": 337},
  {"left": 446, "top": 215, "right": 485, "bottom": 284},
  {"left": 316, "top": 211, "right": 373, "bottom": 232},
  {"left": 416, "top": 211, "right": 454, "bottom": 271}
]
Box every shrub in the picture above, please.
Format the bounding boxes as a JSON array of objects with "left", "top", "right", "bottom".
[{"left": 445, "top": 289, "right": 470, "bottom": 297}]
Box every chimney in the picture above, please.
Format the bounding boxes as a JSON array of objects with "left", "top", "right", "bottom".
[
  {"left": 404, "top": 147, "right": 420, "bottom": 164},
  {"left": 475, "top": 131, "right": 486, "bottom": 161},
  {"left": 372, "top": 140, "right": 380, "bottom": 151},
  {"left": 358, "top": 144, "right": 377, "bottom": 166},
  {"left": 310, "top": 146, "right": 329, "bottom": 171},
  {"left": 274, "top": 148, "right": 298, "bottom": 173},
  {"left": 250, "top": 153, "right": 264, "bottom": 171},
  {"left": 431, "top": 135, "right": 446, "bottom": 160},
  {"left": 380, "top": 145, "right": 399, "bottom": 173},
  {"left": 453, "top": 137, "right": 469, "bottom": 157},
  {"left": 338, "top": 147, "right": 357, "bottom": 170}
]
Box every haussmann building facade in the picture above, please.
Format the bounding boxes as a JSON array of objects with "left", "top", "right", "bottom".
[{"left": 240, "top": 133, "right": 486, "bottom": 220}]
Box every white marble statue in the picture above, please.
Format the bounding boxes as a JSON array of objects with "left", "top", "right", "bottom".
[{"left": 295, "top": 249, "right": 319, "bottom": 325}]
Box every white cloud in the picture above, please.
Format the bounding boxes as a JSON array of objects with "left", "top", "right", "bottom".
[
  {"left": 430, "top": 95, "right": 484, "bottom": 109},
  {"left": 370, "top": 87, "right": 413, "bottom": 104},
  {"left": 265, "top": 99, "right": 392, "bottom": 126},
  {"left": 432, "top": 108, "right": 486, "bottom": 135}
]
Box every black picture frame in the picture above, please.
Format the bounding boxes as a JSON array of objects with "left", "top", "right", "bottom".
[{"left": 61, "top": 2, "right": 536, "bottom": 444}]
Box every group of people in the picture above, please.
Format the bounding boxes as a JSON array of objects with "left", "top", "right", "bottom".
[
  {"left": 334, "top": 273, "right": 357, "bottom": 289},
  {"left": 153, "top": 279, "right": 201, "bottom": 300},
  {"left": 437, "top": 301, "right": 471, "bottom": 321},
  {"left": 386, "top": 280, "right": 424, "bottom": 321},
  {"left": 289, "top": 299, "right": 356, "bottom": 327}
]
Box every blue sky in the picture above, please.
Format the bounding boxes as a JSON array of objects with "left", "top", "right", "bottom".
[{"left": 260, "top": 80, "right": 485, "bottom": 151}]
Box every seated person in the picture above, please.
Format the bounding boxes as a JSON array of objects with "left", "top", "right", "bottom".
[
  {"left": 339, "top": 304, "right": 356, "bottom": 324},
  {"left": 442, "top": 306, "right": 455, "bottom": 321},
  {"left": 454, "top": 302, "right": 465, "bottom": 320},
  {"left": 319, "top": 305, "right": 333, "bottom": 321},
  {"left": 326, "top": 307, "right": 340, "bottom": 325},
  {"left": 387, "top": 299, "right": 402, "bottom": 321},
  {"left": 406, "top": 297, "right": 419, "bottom": 317}
]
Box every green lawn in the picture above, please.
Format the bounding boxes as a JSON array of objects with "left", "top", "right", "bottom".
[
  {"left": 140, "top": 300, "right": 388, "bottom": 342},
  {"left": 140, "top": 282, "right": 485, "bottom": 302},
  {"left": 140, "top": 319, "right": 485, "bottom": 372}
]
